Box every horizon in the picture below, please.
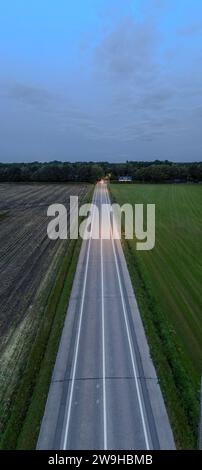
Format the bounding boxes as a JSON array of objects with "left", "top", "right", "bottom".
[{"left": 0, "top": 159, "right": 201, "bottom": 165}]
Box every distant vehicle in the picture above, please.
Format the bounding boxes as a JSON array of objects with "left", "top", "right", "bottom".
[{"left": 118, "top": 176, "right": 132, "bottom": 182}]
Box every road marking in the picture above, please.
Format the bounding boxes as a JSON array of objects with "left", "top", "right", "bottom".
[
  {"left": 61, "top": 188, "right": 98, "bottom": 450},
  {"left": 103, "top": 185, "right": 150, "bottom": 450},
  {"left": 100, "top": 186, "right": 108, "bottom": 450}
]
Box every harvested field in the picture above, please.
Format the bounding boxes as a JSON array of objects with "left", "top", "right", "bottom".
[
  {"left": 0, "top": 182, "right": 90, "bottom": 437},
  {"left": 0, "top": 183, "right": 88, "bottom": 341}
]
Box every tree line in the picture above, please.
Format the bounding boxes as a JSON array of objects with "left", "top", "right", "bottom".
[{"left": 0, "top": 160, "right": 201, "bottom": 183}]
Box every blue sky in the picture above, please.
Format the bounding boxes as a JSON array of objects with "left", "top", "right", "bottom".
[{"left": 0, "top": 0, "right": 202, "bottom": 162}]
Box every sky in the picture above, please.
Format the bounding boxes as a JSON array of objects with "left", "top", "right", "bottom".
[{"left": 0, "top": 0, "right": 202, "bottom": 163}]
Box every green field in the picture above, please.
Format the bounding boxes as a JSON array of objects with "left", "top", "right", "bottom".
[{"left": 110, "top": 184, "right": 202, "bottom": 449}]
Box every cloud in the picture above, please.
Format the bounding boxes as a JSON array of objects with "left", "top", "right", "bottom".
[
  {"left": 150, "top": 0, "right": 170, "bottom": 9},
  {"left": 179, "top": 21, "right": 202, "bottom": 36},
  {"left": 116, "top": 88, "right": 174, "bottom": 112},
  {"left": 1, "top": 80, "right": 99, "bottom": 135},
  {"left": 193, "top": 106, "right": 202, "bottom": 118},
  {"left": 138, "top": 0, "right": 171, "bottom": 17},
  {"left": 94, "top": 16, "right": 159, "bottom": 83},
  {"left": 90, "top": 5, "right": 202, "bottom": 151},
  {"left": 6, "top": 82, "right": 54, "bottom": 110}
]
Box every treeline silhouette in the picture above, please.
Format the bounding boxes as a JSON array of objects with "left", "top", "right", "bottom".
[{"left": 0, "top": 160, "right": 201, "bottom": 183}]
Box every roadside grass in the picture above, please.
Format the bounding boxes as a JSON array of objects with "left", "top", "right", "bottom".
[
  {"left": 0, "top": 211, "right": 9, "bottom": 220},
  {"left": 0, "top": 188, "right": 93, "bottom": 450},
  {"left": 18, "top": 238, "right": 82, "bottom": 450},
  {"left": 110, "top": 183, "right": 202, "bottom": 449}
]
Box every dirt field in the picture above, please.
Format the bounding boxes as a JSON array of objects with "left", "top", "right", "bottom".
[{"left": 0, "top": 183, "right": 90, "bottom": 434}]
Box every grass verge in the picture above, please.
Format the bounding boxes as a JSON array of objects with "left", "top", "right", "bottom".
[{"left": 0, "top": 211, "right": 9, "bottom": 220}]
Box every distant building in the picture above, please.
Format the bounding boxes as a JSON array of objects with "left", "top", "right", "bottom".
[{"left": 118, "top": 176, "right": 132, "bottom": 182}]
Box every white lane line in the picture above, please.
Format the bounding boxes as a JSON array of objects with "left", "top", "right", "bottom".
[
  {"left": 62, "top": 188, "right": 98, "bottom": 450},
  {"left": 100, "top": 187, "right": 107, "bottom": 450},
  {"left": 104, "top": 185, "right": 150, "bottom": 451}
]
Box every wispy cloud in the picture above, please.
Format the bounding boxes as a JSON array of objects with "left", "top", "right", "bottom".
[
  {"left": 94, "top": 17, "right": 159, "bottom": 83},
  {"left": 6, "top": 82, "right": 54, "bottom": 110},
  {"left": 179, "top": 21, "right": 202, "bottom": 36}
]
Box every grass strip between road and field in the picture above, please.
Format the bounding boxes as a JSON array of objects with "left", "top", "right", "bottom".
[
  {"left": 0, "top": 211, "right": 9, "bottom": 220},
  {"left": 0, "top": 188, "right": 93, "bottom": 450},
  {"left": 109, "top": 185, "right": 199, "bottom": 450}
]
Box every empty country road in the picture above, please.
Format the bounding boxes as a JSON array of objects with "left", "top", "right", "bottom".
[{"left": 37, "top": 183, "right": 175, "bottom": 450}]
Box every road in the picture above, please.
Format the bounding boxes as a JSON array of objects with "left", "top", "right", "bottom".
[{"left": 37, "top": 183, "right": 175, "bottom": 450}]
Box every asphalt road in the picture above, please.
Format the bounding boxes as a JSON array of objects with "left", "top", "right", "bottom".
[{"left": 37, "top": 183, "right": 175, "bottom": 450}]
